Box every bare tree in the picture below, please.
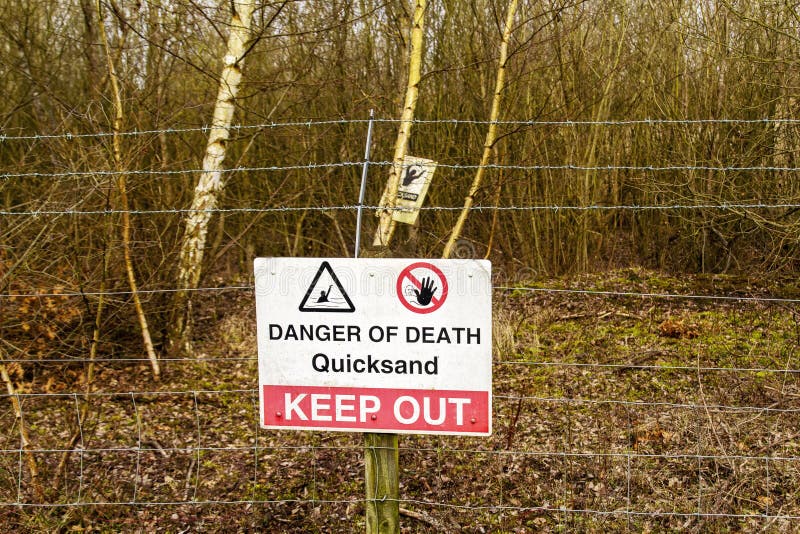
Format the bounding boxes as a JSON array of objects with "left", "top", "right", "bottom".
[
  {"left": 169, "top": 0, "right": 257, "bottom": 354},
  {"left": 372, "top": 0, "right": 428, "bottom": 249},
  {"left": 96, "top": 0, "right": 161, "bottom": 379},
  {"left": 442, "top": 0, "right": 518, "bottom": 259}
]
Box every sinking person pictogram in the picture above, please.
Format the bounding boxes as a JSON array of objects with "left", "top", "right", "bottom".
[{"left": 298, "top": 261, "right": 355, "bottom": 312}]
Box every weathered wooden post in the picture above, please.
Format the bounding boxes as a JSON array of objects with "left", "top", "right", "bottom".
[
  {"left": 364, "top": 432, "right": 400, "bottom": 533},
  {"left": 356, "top": 112, "right": 401, "bottom": 534}
]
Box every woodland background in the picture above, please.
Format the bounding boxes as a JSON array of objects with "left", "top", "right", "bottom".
[{"left": 3, "top": 0, "right": 799, "bottom": 284}]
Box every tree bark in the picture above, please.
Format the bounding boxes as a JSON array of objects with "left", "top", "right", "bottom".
[
  {"left": 169, "top": 0, "right": 256, "bottom": 354},
  {"left": 97, "top": 0, "right": 161, "bottom": 379},
  {"left": 373, "top": 0, "right": 427, "bottom": 248},
  {"left": 442, "top": 0, "right": 518, "bottom": 259}
]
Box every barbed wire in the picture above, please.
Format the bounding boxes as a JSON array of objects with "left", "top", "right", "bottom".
[
  {"left": 0, "top": 120, "right": 358, "bottom": 141},
  {"left": 0, "top": 161, "right": 364, "bottom": 180},
  {"left": 403, "top": 117, "right": 800, "bottom": 126},
  {"left": 3, "top": 161, "right": 800, "bottom": 180},
  {"left": 1, "top": 283, "right": 798, "bottom": 303},
  {"left": 3, "top": 202, "right": 800, "bottom": 217},
  {"left": 2, "top": 117, "right": 799, "bottom": 141}
]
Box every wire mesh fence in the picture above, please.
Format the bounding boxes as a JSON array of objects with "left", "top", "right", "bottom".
[{"left": 1, "top": 117, "right": 799, "bottom": 531}]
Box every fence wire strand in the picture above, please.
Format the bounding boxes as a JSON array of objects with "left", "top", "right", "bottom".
[
  {"left": 3, "top": 202, "right": 800, "bottom": 217},
  {"left": 0, "top": 353, "right": 798, "bottom": 377},
  {"left": 0, "top": 388, "right": 796, "bottom": 420},
  {"left": 4, "top": 161, "right": 800, "bottom": 181},
  {"left": 4, "top": 497, "right": 799, "bottom": 522},
  {"left": 2, "top": 443, "right": 799, "bottom": 466},
  {"left": 2, "top": 116, "right": 799, "bottom": 141},
  {"left": 2, "top": 283, "right": 799, "bottom": 303}
]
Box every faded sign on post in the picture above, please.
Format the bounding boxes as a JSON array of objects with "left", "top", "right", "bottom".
[{"left": 391, "top": 156, "right": 437, "bottom": 225}]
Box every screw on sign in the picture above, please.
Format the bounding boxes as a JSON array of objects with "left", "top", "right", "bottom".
[{"left": 395, "top": 262, "right": 449, "bottom": 314}]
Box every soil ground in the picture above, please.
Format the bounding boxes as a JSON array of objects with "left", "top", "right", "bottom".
[{"left": 2, "top": 268, "right": 800, "bottom": 532}]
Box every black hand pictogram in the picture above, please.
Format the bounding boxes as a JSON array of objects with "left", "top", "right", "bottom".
[
  {"left": 402, "top": 166, "right": 424, "bottom": 186},
  {"left": 414, "top": 277, "right": 437, "bottom": 306}
]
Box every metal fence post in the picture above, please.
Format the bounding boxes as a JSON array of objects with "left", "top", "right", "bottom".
[{"left": 356, "top": 111, "right": 400, "bottom": 533}]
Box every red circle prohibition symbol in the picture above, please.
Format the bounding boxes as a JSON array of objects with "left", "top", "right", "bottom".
[{"left": 396, "top": 262, "right": 449, "bottom": 314}]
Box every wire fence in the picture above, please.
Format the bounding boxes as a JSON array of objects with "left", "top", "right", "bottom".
[
  {"left": 2, "top": 116, "right": 800, "bottom": 141},
  {"left": 4, "top": 203, "right": 800, "bottom": 217},
  {"left": 4, "top": 162, "right": 800, "bottom": 180},
  {"left": 2, "top": 117, "right": 800, "bottom": 531}
]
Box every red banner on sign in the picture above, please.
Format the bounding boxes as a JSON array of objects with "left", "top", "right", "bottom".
[{"left": 262, "top": 385, "right": 490, "bottom": 435}]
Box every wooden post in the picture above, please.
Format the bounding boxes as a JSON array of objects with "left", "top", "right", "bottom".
[
  {"left": 364, "top": 4, "right": 427, "bottom": 531},
  {"left": 360, "top": 243, "right": 399, "bottom": 533},
  {"left": 357, "top": 114, "right": 400, "bottom": 533},
  {"left": 364, "top": 432, "right": 399, "bottom": 533}
]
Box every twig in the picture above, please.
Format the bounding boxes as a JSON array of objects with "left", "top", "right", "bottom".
[
  {"left": 183, "top": 455, "right": 197, "bottom": 501},
  {"left": 55, "top": 222, "right": 108, "bottom": 484},
  {"left": 399, "top": 507, "right": 450, "bottom": 530},
  {"left": 442, "top": 0, "right": 518, "bottom": 258},
  {"left": 506, "top": 396, "right": 524, "bottom": 451},
  {"left": 97, "top": 0, "right": 160, "bottom": 380},
  {"left": 0, "top": 348, "right": 44, "bottom": 501},
  {"left": 144, "top": 437, "right": 169, "bottom": 458},
  {"left": 557, "top": 310, "right": 642, "bottom": 321}
]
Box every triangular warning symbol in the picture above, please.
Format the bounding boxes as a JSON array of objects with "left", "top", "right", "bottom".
[{"left": 298, "top": 261, "right": 355, "bottom": 313}]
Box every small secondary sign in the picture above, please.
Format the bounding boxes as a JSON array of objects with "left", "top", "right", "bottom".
[
  {"left": 378, "top": 155, "right": 437, "bottom": 226},
  {"left": 393, "top": 156, "right": 437, "bottom": 225},
  {"left": 255, "top": 258, "right": 492, "bottom": 436}
]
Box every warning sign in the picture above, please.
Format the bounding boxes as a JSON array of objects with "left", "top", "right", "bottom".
[
  {"left": 379, "top": 156, "right": 437, "bottom": 226},
  {"left": 393, "top": 156, "right": 436, "bottom": 225},
  {"left": 254, "top": 257, "right": 492, "bottom": 436},
  {"left": 396, "top": 262, "right": 448, "bottom": 314},
  {"left": 298, "top": 261, "right": 355, "bottom": 313}
]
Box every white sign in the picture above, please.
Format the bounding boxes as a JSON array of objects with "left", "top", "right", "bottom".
[{"left": 254, "top": 258, "right": 492, "bottom": 436}]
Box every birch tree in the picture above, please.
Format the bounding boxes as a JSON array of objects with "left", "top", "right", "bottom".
[
  {"left": 372, "top": 0, "right": 428, "bottom": 249},
  {"left": 442, "top": 0, "right": 518, "bottom": 259},
  {"left": 169, "top": 0, "right": 256, "bottom": 354}
]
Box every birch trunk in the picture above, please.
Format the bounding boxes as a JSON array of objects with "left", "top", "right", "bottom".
[
  {"left": 169, "top": 0, "right": 255, "bottom": 354},
  {"left": 372, "top": 0, "right": 427, "bottom": 248},
  {"left": 96, "top": 0, "right": 161, "bottom": 379},
  {"left": 442, "top": 0, "right": 517, "bottom": 259}
]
